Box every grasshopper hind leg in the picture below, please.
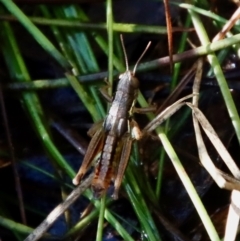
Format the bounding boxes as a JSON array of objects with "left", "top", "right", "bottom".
[
  {"left": 91, "top": 162, "right": 114, "bottom": 198},
  {"left": 112, "top": 135, "right": 133, "bottom": 199},
  {"left": 72, "top": 128, "right": 104, "bottom": 185}
]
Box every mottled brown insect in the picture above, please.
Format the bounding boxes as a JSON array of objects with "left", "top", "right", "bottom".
[{"left": 73, "top": 37, "right": 150, "bottom": 199}]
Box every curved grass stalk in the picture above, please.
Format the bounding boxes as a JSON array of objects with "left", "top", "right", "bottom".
[
  {"left": 1, "top": 21, "right": 75, "bottom": 178},
  {"left": 188, "top": 8, "right": 240, "bottom": 154}
]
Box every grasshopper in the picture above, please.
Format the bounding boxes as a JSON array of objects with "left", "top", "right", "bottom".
[
  {"left": 73, "top": 37, "right": 240, "bottom": 201},
  {"left": 73, "top": 37, "right": 150, "bottom": 199}
]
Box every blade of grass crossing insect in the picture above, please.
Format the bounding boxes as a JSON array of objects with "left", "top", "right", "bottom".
[
  {"left": 1, "top": 21, "right": 75, "bottom": 178},
  {"left": 96, "top": 2, "right": 114, "bottom": 239},
  {"left": 96, "top": 193, "right": 107, "bottom": 241},
  {"left": 0, "top": 0, "right": 70, "bottom": 70},
  {"left": 139, "top": 32, "right": 240, "bottom": 74}
]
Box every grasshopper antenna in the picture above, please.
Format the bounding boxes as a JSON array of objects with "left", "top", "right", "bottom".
[
  {"left": 133, "top": 41, "right": 151, "bottom": 75},
  {"left": 120, "top": 34, "right": 129, "bottom": 71}
]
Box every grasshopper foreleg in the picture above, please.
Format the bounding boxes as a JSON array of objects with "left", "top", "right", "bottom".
[{"left": 99, "top": 84, "right": 113, "bottom": 103}]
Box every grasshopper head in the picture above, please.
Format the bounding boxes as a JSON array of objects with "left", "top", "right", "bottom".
[{"left": 119, "top": 70, "right": 139, "bottom": 89}]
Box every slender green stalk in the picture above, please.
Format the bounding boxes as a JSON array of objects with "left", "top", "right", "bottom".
[
  {"left": 103, "top": 209, "right": 135, "bottom": 241},
  {"left": 143, "top": 33, "right": 240, "bottom": 71},
  {"left": 155, "top": 148, "right": 165, "bottom": 198},
  {"left": 0, "top": 216, "right": 33, "bottom": 235},
  {"left": 5, "top": 32, "right": 240, "bottom": 92},
  {"left": 89, "top": 87, "right": 106, "bottom": 118},
  {"left": 172, "top": 15, "right": 191, "bottom": 89},
  {"left": 57, "top": 5, "right": 124, "bottom": 72},
  {"left": 96, "top": 194, "right": 107, "bottom": 241},
  {"left": 137, "top": 62, "right": 218, "bottom": 240},
  {"left": 158, "top": 131, "right": 220, "bottom": 241},
  {"left": 24, "top": 162, "right": 134, "bottom": 241},
  {"left": 0, "top": 200, "right": 22, "bottom": 240},
  {"left": 40, "top": 6, "right": 77, "bottom": 71},
  {"left": 156, "top": 15, "right": 192, "bottom": 198},
  {"left": 0, "top": 15, "right": 174, "bottom": 34},
  {"left": 180, "top": 3, "right": 240, "bottom": 32},
  {"left": 84, "top": 191, "right": 135, "bottom": 241},
  {"left": 41, "top": 5, "right": 104, "bottom": 122},
  {"left": 62, "top": 5, "right": 100, "bottom": 73},
  {"left": 1, "top": 21, "right": 75, "bottom": 178},
  {"left": 125, "top": 163, "right": 162, "bottom": 241},
  {"left": 188, "top": 9, "right": 240, "bottom": 147},
  {"left": 107, "top": 0, "right": 114, "bottom": 95},
  {"left": 65, "top": 208, "right": 99, "bottom": 237}
]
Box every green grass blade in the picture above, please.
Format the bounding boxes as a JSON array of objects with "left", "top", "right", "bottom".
[
  {"left": 0, "top": 0, "right": 70, "bottom": 69},
  {"left": 96, "top": 194, "right": 107, "bottom": 241},
  {"left": 0, "top": 21, "right": 75, "bottom": 178},
  {"left": 158, "top": 131, "right": 220, "bottom": 241},
  {"left": 188, "top": 8, "right": 240, "bottom": 146},
  {"left": 107, "top": 0, "right": 114, "bottom": 95},
  {"left": 0, "top": 215, "right": 33, "bottom": 235}
]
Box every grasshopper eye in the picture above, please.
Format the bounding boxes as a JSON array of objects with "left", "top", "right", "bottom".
[
  {"left": 130, "top": 76, "right": 139, "bottom": 89},
  {"left": 119, "top": 73, "right": 124, "bottom": 79}
]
